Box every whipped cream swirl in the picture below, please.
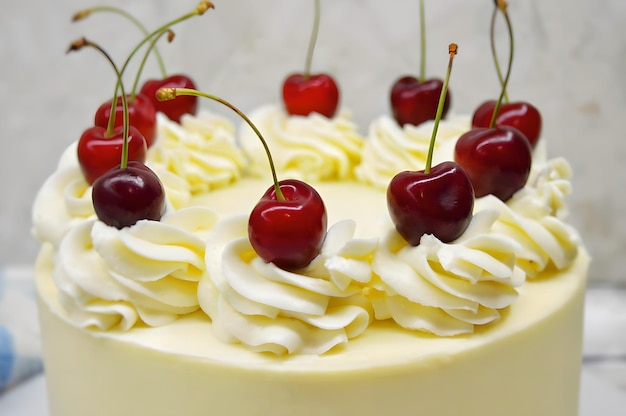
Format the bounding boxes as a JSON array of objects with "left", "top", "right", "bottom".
[
  {"left": 199, "top": 216, "right": 376, "bottom": 355},
  {"left": 147, "top": 111, "right": 246, "bottom": 209},
  {"left": 238, "top": 105, "right": 364, "bottom": 181},
  {"left": 356, "top": 115, "right": 470, "bottom": 189},
  {"left": 53, "top": 207, "right": 217, "bottom": 331},
  {"left": 370, "top": 210, "right": 525, "bottom": 336}
]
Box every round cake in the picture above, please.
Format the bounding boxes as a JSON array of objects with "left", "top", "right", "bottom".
[{"left": 33, "top": 105, "right": 589, "bottom": 415}]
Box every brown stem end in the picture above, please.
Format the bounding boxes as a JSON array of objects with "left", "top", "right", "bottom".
[
  {"left": 197, "top": 1, "right": 215, "bottom": 15},
  {"left": 156, "top": 87, "right": 177, "bottom": 102},
  {"left": 449, "top": 43, "right": 458, "bottom": 57},
  {"left": 66, "top": 37, "right": 89, "bottom": 54},
  {"left": 71, "top": 10, "right": 91, "bottom": 22}
]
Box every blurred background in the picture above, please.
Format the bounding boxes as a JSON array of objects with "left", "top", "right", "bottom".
[{"left": 1, "top": 0, "right": 625, "bottom": 285}]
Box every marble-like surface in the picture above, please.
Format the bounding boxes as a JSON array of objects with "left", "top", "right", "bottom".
[{"left": 1, "top": 0, "right": 625, "bottom": 285}]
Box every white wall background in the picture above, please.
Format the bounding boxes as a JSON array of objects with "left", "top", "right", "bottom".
[{"left": 1, "top": 0, "right": 624, "bottom": 285}]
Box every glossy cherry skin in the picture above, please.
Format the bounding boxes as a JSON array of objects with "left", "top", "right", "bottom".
[
  {"left": 282, "top": 73, "right": 340, "bottom": 118},
  {"left": 472, "top": 100, "right": 542, "bottom": 148},
  {"left": 94, "top": 93, "right": 157, "bottom": 147},
  {"left": 390, "top": 76, "right": 450, "bottom": 127},
  {"left": 387, "top": 161, "right": 474, "bottom": 246},
  {"left": 248, "top": 179, "right": 327, "bottom": 271},
  {"left": 140, "top": 74, "right": 198, "bottom": 123},
  {"left": 92, "top": 161, "right": 166, "bottom": 229},
  {"left": 77, "top": 125, "right": 148, "bottom": 185},
  {"left": 454, "top": 126, "right": 532, "bottom": 202}
]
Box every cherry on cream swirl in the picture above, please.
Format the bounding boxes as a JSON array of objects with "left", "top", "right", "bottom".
[
  {"left": 237, "top": 105, "right": 364, "bottom": 181},
  {"left": 52, "top": 207, "right": 218, "bottom": 331},
  {"left": 198, "top": 215, "right": 376, "bottom": 355}
]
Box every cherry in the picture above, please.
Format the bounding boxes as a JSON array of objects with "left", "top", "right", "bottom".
[
  {"left": 387, "top": 44, "right": 473, "bottom": 245},
  {"left": 92, "top": 161, "right": 166, "bottom": 229},
  {"left": 281, "top": 0, "right": 339, "bottom": 118},
  {"left": 77, "top": 125, "right": 147, "bottom": 185},
  {"left": 157, "top": 87, "right": 328, "bottom": 270},
  {"left": 472, "top": 100, "right": 541, "bottom": 148},
  {"left": 454, "top": 126, "right": 531, "bottom": 201},
  {"left": 389, "top": 0, "right": 450, "bottom": 127},
  {"left": 94, "top": 93, "right": 157, "bottom": 147},
  {"left": 140, "top": 74, "right": 198, "bottom": 122},
  {"left": 390, "top": 76, "right": 450, "bottom": 127},
  {"left": 248, "top": 179, "right": 327, "bottom": 270}
]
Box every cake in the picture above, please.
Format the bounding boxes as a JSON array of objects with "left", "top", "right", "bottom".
[{"left": 32, "top": 3, "right": 588, "bottom": 415}]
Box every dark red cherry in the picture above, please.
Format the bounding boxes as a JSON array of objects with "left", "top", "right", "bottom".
[
  {"left": 390, "top": 76, "right": 450, "bottom": 127},
  {"left": 94, "top": 93, "right": 157, "bottom": 147},
  {"left": 92, "top": 161, "right": 166, "bottom": 229},
  {"left": 282, "top": 73, "right": 340, "bottom": 118},
  {"left": 387, "top": 161, "right": 474, "bottom": 246},
  {"left": 77, "top": 125, "right": 147, "bottom": 185},
  {"left": 454, "top": 126, "right": 532, "bottom": 201},
  {"left": 248, "top": 179, "right": 327, "bottom": 271},
  {"left": 140, "top": 74, "right": 198, "bottom": 123},
  {"left": 472, "top": 100, "right": 542, "bottom": 148}
]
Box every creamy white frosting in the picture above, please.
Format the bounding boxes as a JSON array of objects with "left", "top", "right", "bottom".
[
  {"left": 199, "top": 215, "right": 376, "bottom": 355},
  {"left": 356, "top": 114, "right": 470, "bottom": 189},
  {"left": 147, "top": 111, "right": 246, "bottom": 209},
  {"left": 370, "top": 210, "right": 525, "bottom": 336},
  {"left": 53, "top": 207, "right": 217, "bottom": 331},
  {"left": 238, "top": 105, "right": 364, "bottom": 181}
]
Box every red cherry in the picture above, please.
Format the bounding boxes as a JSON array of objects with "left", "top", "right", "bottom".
[
  {"left": 77, "top": 125, "right": 147, "bottom": 185},
  {"left": 454, "top": 126, "right": 532, "bottom": 201},
  {"left": 472, "top": 100, "right": 542, "bottom": 148},
  {"left": 92, "top": 161, "right": 166, "bottom": 229},
  {"left": 387, "top": 161, "right": 474, "bottom": 246},
  {"left": 282, "top": 73, "right": 340, "bottom": 118},
  {"left": 248, "top": 179, "right": 327, "bottom": 271},
  {"left": 94, "top": 93, "right": 157, "bottom": 147},
  {"left": 390, "top": 76, "right": 451, "bottom": 127},
  {"left": 140, "top": 74, "right": 198, "bottom": 123}
]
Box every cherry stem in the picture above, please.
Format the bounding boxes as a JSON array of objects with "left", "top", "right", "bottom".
[
  {"left": 303, "top": 0, "right": 321, "bottom": 78},
  {"left": 419, "top": 0, "right": 426, "bottom": 82},
  {"left": 489, "top": 0, "right": 513, "bottom": 128},
  {"left": 424, "top": 43, "right": 457, "bottom": 174},
  {"left": 156, "top": 88, "right": 286, "bottom": 201},
  {"left": 67, "top": 38, "right": 131, "bottom": 169},
  {"left": 72, "top": 6, "right": 168, "bottom": 78},
  {"left": 130, "top": 29, "right": 174, "bottom": 101},
  {"left": 105, "top": 1, "right": 214, "bottom": 134},
  {"left": 489, "top": 3, "right": 509, "bottom": 103}
]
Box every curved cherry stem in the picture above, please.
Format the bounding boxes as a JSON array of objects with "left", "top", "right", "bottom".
[
  {"left": 104, "top": 1, "right": 214, "bottom": 134},
  {"left": 489, "top": 0, "right": 513, "bottom": 128},
  {"left": 490, "top": 4, "right": 509, "bottom": 103},
  {"left": 67, "top": 38, "right": 131, "bottom": 169},
  {"left": 130, "top": 29, "right": 174, "bottom": 100},
  {"left": 303, "top": 0, "right": 321, "bottom": 78},
  {"left": 156, "top": 88, "right": 285, "bottom": 201},
  {"left": 419, "top": 0, "right": 426, "bottom": 82},
  {"left": 72, "top": 6, "right": 168, "bottom": 78},
  {"left": 424, "top": 43, "right": 457, "bottom": 174}
]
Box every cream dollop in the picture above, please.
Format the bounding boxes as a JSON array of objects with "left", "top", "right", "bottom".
[
  {"left": 238, "top": 105, "right": 364, "bottom": 181},
  {"left": 356, "top": 115, "right": 470, "bottom": 189},
  {"left": 53, "top": 207, "right": 218, "bottom": 331},
  {"left": 147, "top": 111, "right": 246, "bottom": 209},
  {"left": 370, "top": 210, "right": 525, "bottom": 336},
  {"left": 199, "top": 216, "right": 376, "bottom": 355}
]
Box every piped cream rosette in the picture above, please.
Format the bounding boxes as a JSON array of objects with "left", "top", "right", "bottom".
[
  {"left": 199, "top": 215, "right": 376, "bottom": 355},
  {"left": 237, "top": 105, "right": 364, "bottom": 181},
  {"left": 52, "top": 207, "right": 218, "bottom": 331}
]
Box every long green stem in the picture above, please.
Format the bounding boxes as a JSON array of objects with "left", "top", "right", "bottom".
[
  {"left": 419, "top": 0, "right": 426, "bottom": 82},
  {"left": 105, "top": 1, "right": 214, "bottom": 134},
  {"left": 490, "top": 5, "right": 509, "bottom": 103},
  {"left": 489, "top": 3, "right": 514, "bottom": 128},
  {"left": 424, "top": 43, "right": 457, "bottom": 174},
  {"left": 130, "top": 29, "right": 173, "bottom": 100},
  {"left": 303, "top": 0, "right": 321, "bottom": 77},
  {"left": 156, "top": 88, "right": 285, "bottom": 201},
  {"left": 72, "top": 6, "right": 168, "bottom": 77},
  {"left": 67, "top": 38, "right": 130, "bottom": 169}
]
